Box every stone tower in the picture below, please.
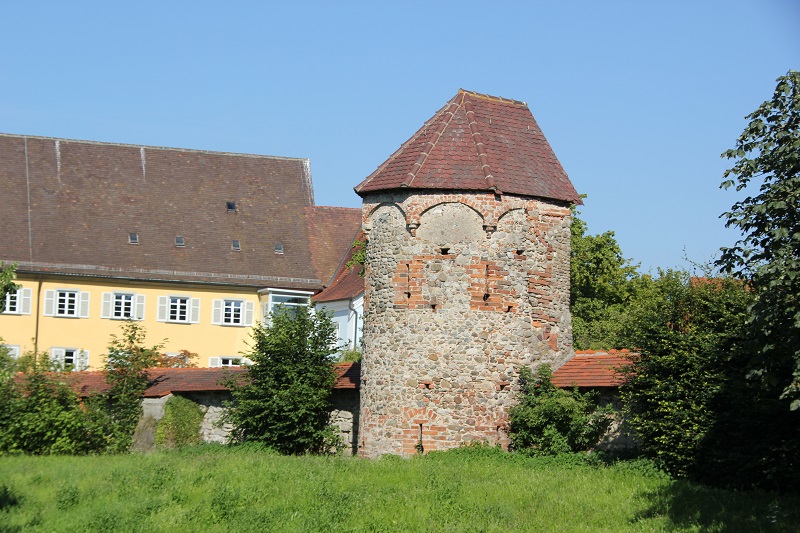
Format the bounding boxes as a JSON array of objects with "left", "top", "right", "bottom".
[{"left": 354, "top": 90, "right": 581, "bottom": 457}]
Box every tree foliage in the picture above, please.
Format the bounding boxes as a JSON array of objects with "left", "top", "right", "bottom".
[
  {"left": 103, "top": 321, "right": 165, "bottom": 452},
  {"left": 620, "top": 272, "right": 800, "bottom": 490},
  {"left": 224, "top": 306, "right": 340, "bottom": 454},
  {"left": 0, "top": 263, "right": 19, "bottom": 314},
  {"left": 509, "top": 365, "right": 613, "bottom": 455},
  {"left": 718, "top": 70, "right": 800, "bottom": 409},
  {"left": 0, "top": 352, "right": 108, "bottom": 455},
  {"left": 570, "top": 209, "right": 640, "bottom": 349}
]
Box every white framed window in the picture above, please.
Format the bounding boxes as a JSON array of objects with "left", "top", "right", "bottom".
[
  {"left": 101, "top": 292, "right": 146, "bottom": 320},
  {"left": 157, "top": 295, "right": 200, "bottom": 324},
  {"left": 263, "top": 289, "right": 312, "bottom": 320},
  {"left": 43, "top": 289, "right": 90, "bottom": 318},
  {"left": 50, "top": 347, "right": 89, "bottom": 371},
  {"left": 212, "top": 299, "right": 255, "bottom": 326},
  {"left": 2, "top": 345, "right": 21, "bottom": 359},
  {"left": 209, "top": 356, "right": 252, "bottom": 368},
  {"left": 2, "top": 287, "right": 32, "bottom": 315}
]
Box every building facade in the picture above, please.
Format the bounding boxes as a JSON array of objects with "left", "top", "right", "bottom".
[{"left": 0, "top": 134, "right": 360, "bottom": 368}]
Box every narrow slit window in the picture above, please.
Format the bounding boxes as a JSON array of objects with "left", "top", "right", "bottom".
[
  {"left": 128, "top": 233, "right": 139, "bottom": 245},
  {"left": 175, "top": 236, "right": 185, "bottom": 247},
  {"left": 231, "top": 240, "right": 241, "bottom": 251}
]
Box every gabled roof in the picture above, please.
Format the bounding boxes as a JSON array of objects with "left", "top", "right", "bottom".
[
  {"left": 0, "top": 134, "right": 330, "bottom": 289},
  {"left": 304, "top": 206, "right": 362, "bottom": 287},
  {"left": 355, "top": 89, "right": 581, "bottom": 204},
  {"left": 551, "top": 351, "right": 633, "bottom": 388},
  {"left": 65, "top": 362, "right": 361, "bottom": 398},
  {"left": 313, "top": 232, "right": 365, "bottom": 302}
]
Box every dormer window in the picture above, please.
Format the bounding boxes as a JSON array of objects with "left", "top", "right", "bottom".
[
  {"left": 128, "top": 233, "right": 139, "bottom": 245},
  {"left": 226, "top": 201, "right": 236, "bottom": 212},
  {"left": 274, "top": 243, "right": 284, "bottom": 254},
  {"left": 231, "top": 240, "right": 241, "bottom": 251},
  {"left": 175, "top": 236, "right": 185, "bottom": 247}
]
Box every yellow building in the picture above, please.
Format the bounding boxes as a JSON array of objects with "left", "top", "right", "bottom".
[{"left": 0, "top": 134, "right": 360, "bottom": 369}]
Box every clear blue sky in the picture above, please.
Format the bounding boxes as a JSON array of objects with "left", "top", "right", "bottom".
[{"left": 1, "top": 1, "right": 797, "bottom": 272}]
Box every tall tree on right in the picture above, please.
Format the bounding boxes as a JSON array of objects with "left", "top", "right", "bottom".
[{"left": 718, "top": 70, "right": 800, "bottom": 409}]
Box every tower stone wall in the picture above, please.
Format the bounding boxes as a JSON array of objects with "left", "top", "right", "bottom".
[{"left": 358, "top": 190, "right": 574, "bottom": 457}]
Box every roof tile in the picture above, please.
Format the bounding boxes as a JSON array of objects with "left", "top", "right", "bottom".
[
  {"left": 355, "top": 90, "right": 581, "bottom": 204},
  {"left": 551, "top": 352, "right": 633, "bottom": 388}
]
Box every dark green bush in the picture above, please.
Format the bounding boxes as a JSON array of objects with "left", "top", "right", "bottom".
[
  {"left": 155, "top": 396, "right": 204, "bottom": 449},
  {"left": 508, "top": 364, "right": 613, "bottom": 455}
]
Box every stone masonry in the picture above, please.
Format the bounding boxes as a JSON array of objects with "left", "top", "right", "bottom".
[{"left": 358, "top": 191, "right": 573, "bottom": 457}]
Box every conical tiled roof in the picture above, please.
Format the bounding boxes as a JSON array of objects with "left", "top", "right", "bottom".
[{"left": 355, "top": 89, "right": 581, "bottom": 204}]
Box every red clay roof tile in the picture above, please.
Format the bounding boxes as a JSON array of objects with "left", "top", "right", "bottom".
[
  {"left": 355, "top": 90, "right": 581, "bottom": 204},
  {"left": 551, "top": 352, "right": 633, "bottom": 388},
  {"left": 313, "top": 232, "right": 365, "bottom": 302},
  {"left": 65, "top": 362, "right": 361, "bottom": 398},
  {"left": 304, "top": 206, "right": 362, "bottom": 286}
]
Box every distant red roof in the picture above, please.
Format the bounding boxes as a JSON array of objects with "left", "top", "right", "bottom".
[
  {"left": 355, "top": 89, "right": 581, "bottom": 204},
  {"left": 64, "top": 362, "right": 361, "bottom": 398},
  {"left": 304, "top": 206, "right": 362, "bottom": 286},
  {"left": 313, "top": 232, "right": 365, "bottom": 302},
  {"left": 551, "top": 351, "right": 634, "bottom": 388}
]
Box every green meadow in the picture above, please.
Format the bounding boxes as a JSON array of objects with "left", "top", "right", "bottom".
[{"left": 0, "top": 445, "right": 797, "bottom": 532}]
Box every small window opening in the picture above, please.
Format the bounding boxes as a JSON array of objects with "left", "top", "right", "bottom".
[
  {"left": 128, "top": 233, "right": 139, "bottom": 245},
  {"left": 440, "top": 247, "right": 450, "bottom": 255},
  {"left": 483, "top": 293, "right": 490, "bottom": 302},
  {"left": 404, "top": 291, "right": 411, "bottom": 300},
  {"left": 516, "top": 249, "right": 524, "bottom": 256},
  {"left": 226, "top": 201, "right": 236, "bottom": 212},
  {"left": 274, "top": 243, "right": 284, "bottom": 254},
  {"left": 231, "top": 240, "right": 241, "bottom": 251},
  {"left": 506, "top": 305, "right": 514, "bottom": 313},
  {"left": 431, "top": 303, "right": 437, "bottom": 311},
  {"left": 175, "top": 236, "right": 185, "bottom": 247}
]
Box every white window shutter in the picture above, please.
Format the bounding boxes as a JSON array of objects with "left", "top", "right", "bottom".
[
  {"left": 244, "top": 301, "right": 255, "bottom": 326},
  {"left": 78, "top": 350, "right": 89, "bottom": 371},
  {"left": 44, "top": 290, "right": 56, "bottom": 316},
  {"left": 101, "top": 293, "right": 112, "bottom": 319},
  {"left": 190, "top": 298, "right": 200, "bottom": 324},
  {"left": 79, "top": 291, "right": 90, "bottom": 318},
  {"left": 157, "top": 296, "right": 168, "bottom": 322},
  {"left": 262, "top": 302, "right": 270, "bottom": 322},
  {"left": 20, "top": 288, "right": 32, "bottom": 315},
  {"left": 50, "top": 347, "right": 65, "bottom": 367},
  {"left": 212, "top": 299, "right": 222, "bottom": 325},
  {"left": 209, "top": 357, "right": 221, "bottom": 368},
  {"left": 135, "top": 294, "right": 145, "bottom": 320}
]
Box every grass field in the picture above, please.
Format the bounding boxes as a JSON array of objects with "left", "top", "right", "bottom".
[{"left": 0, "top": 445, "right": 797, "bottom": 532}]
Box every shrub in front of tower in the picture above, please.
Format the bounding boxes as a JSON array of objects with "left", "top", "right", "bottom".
[
  {"left": 223, "top": 305, "right": 341, "bottom": 454},
  {"left": 508, "top": 365, "right": 613, "bottom": 455}
]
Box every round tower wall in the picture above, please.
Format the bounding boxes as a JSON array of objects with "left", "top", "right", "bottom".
[{"left": 358, "top": 191, "right": 573, "bottom": 458}]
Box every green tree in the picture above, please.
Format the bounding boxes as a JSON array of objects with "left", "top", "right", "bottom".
[
  {"left": 0, "top": 263, "right": 19, "bottom": 314},
  {"left": 618, "top": 272, "right": 800, "bottom": 491},
  {"left": 224, "top": 306, "right": 340, "bottom": 454},
  {"left": 0, "top": 352, "right": 107, "bottom": 455},
  {"left": 508, "top": 364, "right": 613, "bottom": 455},
  {"left": 570, "top": 209, "right": 640, "bottom": 349},
  {"left": 103, "top": 321, "right": 164, "bottom": 452},
  {"left": 718, "top": 70, "right": 800, "bottom": 409}
]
